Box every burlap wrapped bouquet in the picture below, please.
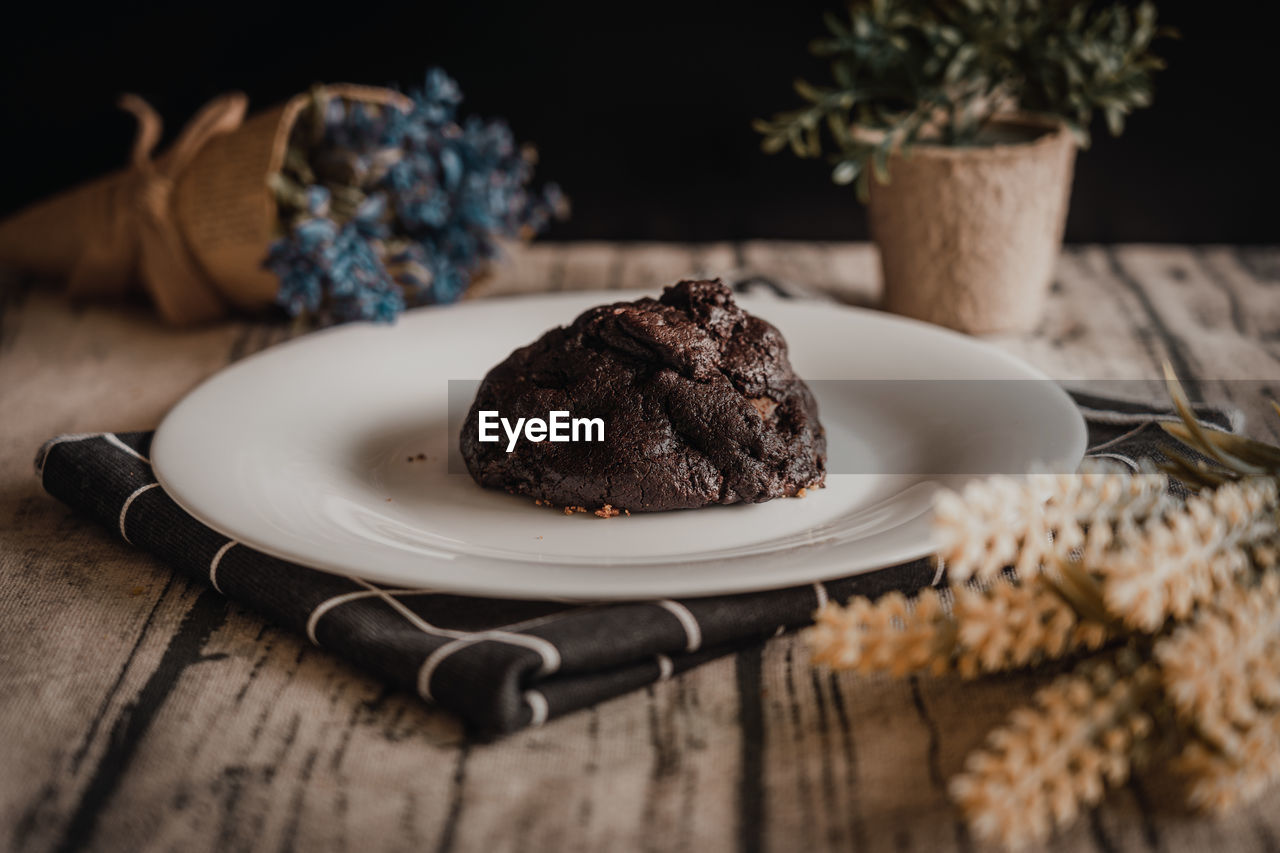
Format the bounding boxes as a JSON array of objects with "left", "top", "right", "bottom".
[{"left": 0, "top": 72, "right": 563, "bottom": 325}]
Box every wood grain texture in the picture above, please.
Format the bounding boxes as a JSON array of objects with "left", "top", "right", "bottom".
[{"left": 2, "top": 244, "right": 1279, "bottom": 853}]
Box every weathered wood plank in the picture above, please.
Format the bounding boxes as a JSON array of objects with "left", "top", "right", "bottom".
[
  {"left": 555, "top": 242, "right": 625, "bottom": 293},
  {"left": 1109, "top": 245, "right": 1280, "bottom": 441},
  {"left": 739, "top": 241, "right": 836, "bottom": 298},
  {"left": 466, "top": 242, "right": 566, "bottom": 299},
  {"left": 614, "top": 242, "right": 701, "bottom": 291},
  {"left": 89, "top": 615, "right": 462, "bottom": 852},
  {"left": 3, "top": 244, "right": 1280, "bottom": 853},
  {"left": 0, "top": 292, "right": 241, "bottom": 851},
  {"left": 993, "top": 247, "right": 1177, "bottom": 387},
  {"left": 1192, "top": 246, "right": 1280, "bottom": 442},
  {"left": 444, "top": 656, "right": 743, "bottom": 853},
  {"left": 690, "top": 242, "right": 741, "bottom": 282},
  {"left": 740, "top": 241, "right": 881, "bottom": 306}
]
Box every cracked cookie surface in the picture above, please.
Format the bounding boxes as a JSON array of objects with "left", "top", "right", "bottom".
[{"left": 460, "top": 279, "right": 827, "bottom": 512}]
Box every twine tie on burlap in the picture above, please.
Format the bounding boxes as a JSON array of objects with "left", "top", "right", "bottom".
[{"left": 67, "top": 93, "right": 248, "bottom": 324}]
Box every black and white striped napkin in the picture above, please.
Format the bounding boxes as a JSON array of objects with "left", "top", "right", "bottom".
[{"left": 33, "top": 279, "right": 1238, "bottom": 737}]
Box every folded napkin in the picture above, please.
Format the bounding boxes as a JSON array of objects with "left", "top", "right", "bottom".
[{"left": 34, "top": 281, "right": 1240, "bottom": 737}]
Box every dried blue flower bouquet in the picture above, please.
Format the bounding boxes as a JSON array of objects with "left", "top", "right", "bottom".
[
  {"left": 266, "top": 70, "right": 566, "bottom": 324},
  {"left": 0, "top": 69, "right": 565, "bottom": 326}
]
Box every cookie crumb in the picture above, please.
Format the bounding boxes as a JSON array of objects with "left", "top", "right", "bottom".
[
  {"left": 416, "top": 453, "right": 426, "bottom": 460},
  {"left": 747, "top": 396, "right": 778, "bottom": 420},
  {"left": 594, "top": 504, "right": 622, "bottom": 518},
  {"left": 386, "top": 497, "right": 393, "bottom": 502},
  {"left": 795, "top": 488, "right": 807, "bottom": 498}
]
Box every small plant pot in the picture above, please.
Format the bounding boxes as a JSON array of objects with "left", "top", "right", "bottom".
[{"left": 867, "top": 116, "right": 1076, "bottom": 334}]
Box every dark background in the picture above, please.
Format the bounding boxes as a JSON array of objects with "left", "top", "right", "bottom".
[{"left": 1, "top": 1, "right": 1272, "bottom": 243}]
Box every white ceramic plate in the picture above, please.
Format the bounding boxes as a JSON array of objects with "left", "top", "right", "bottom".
[{"left": 153, "top": 290, "right": 1084, "bottom": 600}]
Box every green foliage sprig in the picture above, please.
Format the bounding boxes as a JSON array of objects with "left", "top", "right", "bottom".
[{"left": 754, "top": 0, "right": 1172, "bottom": 197}]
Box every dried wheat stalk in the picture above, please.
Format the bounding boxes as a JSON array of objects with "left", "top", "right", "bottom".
[{"left": 806, "top": 374, "right": 1280, "bottom": 849}]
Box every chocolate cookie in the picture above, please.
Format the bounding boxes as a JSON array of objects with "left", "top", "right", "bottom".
[{"left": 460, "top": 279, "right": 826, "bottom": 512}]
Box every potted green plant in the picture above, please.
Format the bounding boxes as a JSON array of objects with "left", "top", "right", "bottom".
[{"left": 756, "top": 0, "right": 1171, "bottom": 334}]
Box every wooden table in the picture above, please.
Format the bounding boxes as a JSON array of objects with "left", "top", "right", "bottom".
[{"left": 2, "top": 243, "right": 1278, "bottom": 853}]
